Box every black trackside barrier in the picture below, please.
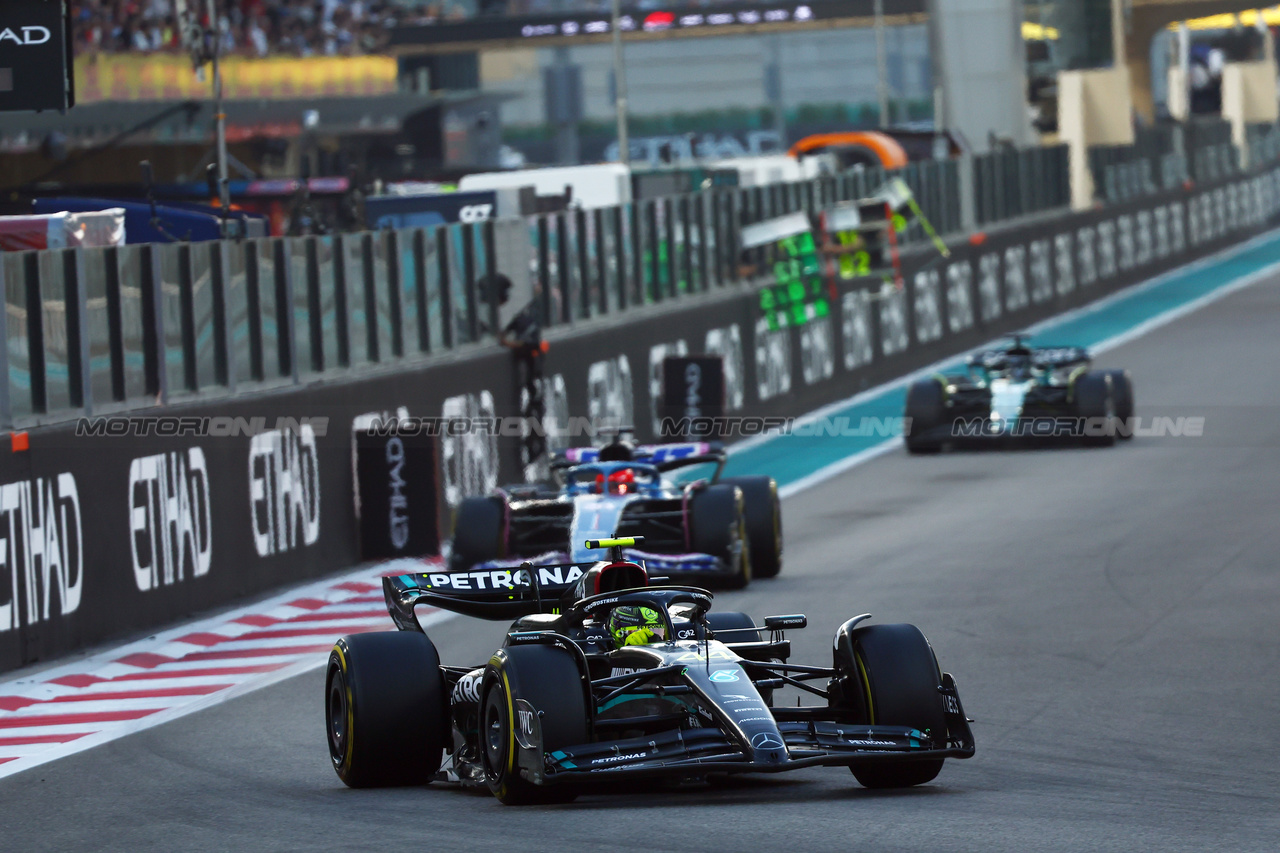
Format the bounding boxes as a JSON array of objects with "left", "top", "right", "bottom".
[
  {"left": 2, "top": 168, "right": 1280, "bottom": 673},
  {"left": 660, "top": 355, "right": 726, "bottom": 441},
  {"left": 0, "top": 344, "right": 520, "bottom": 673},
  {"left": 354, "top": 424, "right": 439, "bottom": 561}
]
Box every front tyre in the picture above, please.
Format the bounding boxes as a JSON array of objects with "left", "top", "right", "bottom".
[
  {"left": 1103, "top": 369, "right": 1134, "bottom": 439},
  {"left": 847, "top": 624, "right": 948, "bottom": 789},
  {"left": 480, "top": 645, "right": 589, "bottom": 805},
  {"left": 904, "top": 379, "right": 945, "bottom": 455},
  {"left": 325, "top": 631, "right": 448, "bottom": 788},
  {"left": 1073, "top": 371, "right": 1116, "bottom": 447}
]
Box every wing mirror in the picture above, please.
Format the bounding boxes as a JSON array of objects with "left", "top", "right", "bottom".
[{"left": 763, "top": 615, "right": 806, "bottom": 631}]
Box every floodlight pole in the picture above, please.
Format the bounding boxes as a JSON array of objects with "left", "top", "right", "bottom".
[
  {"left": 208, "top": 0, "right": 230, "bottom": 224},
  {"left": 611, "top": 0, "right": 631, "bottom": 166}
]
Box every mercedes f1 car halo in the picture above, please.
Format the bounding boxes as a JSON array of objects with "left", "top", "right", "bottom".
[
  {"left": 447, "top": 434, "right": 782, "bottom": 588},
  {"left": 904, "top": 334, "right": 1134, "bottom": 453},
  {"left": 324, "top": 538, "right": 975, "bottom": 803}
]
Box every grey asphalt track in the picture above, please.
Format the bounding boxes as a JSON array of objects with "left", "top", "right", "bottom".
[{"left": 3, "top": 276, "right": 1279, "bottom": 853}]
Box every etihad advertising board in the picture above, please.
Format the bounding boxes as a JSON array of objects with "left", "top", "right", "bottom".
[{"left": 0, "top": 0, "right": 73, "bottom": 112}]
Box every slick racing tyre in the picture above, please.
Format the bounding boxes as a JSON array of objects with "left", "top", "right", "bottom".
[
  {"left": 904, "top": 378, "right": 945, "bottom": 455},
  {"left": 450, "top": 496, "right": 506, "bottom": 571},
  {"left": 326, "top": 631, "right": 448, "bottom": 788},
  {"left": 689, "top": 484, "right": 751, "bottom": 589},
  {"left": 719, "top": 476, "right": 783, "bottom": 579},
  {"left": 480, "top": 645, "right": 589, "bottom": 805},
  {"left": 1072, "top": 371, "right": 1117, "bottom": 447},
  {"left": 705, "top": 611, "right": 761, "bottom": 643},
  {"left": 1103, "top": 369, "right": 1134, "bottom": 440},
  {"left": 846, "top": 624, "right": 948, "bottom": 789}
]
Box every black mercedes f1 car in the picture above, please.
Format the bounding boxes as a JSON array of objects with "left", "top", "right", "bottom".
[
  {"left": 904, "top": 334, "right": 1135, "bottom": 453},
  {"left": 324, "top": 538, "right": 974, "bottom": 803}
]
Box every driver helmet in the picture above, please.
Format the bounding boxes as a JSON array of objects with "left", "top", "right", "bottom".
[
  {"left": 594, "top": 468, "right": 636, "bottom": 495},
  {"left": 607, "top": 606, "right": 666, "bottom": 647}
]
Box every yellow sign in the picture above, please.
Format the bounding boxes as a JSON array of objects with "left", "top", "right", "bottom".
[
  {"left": 74, "top": 54, "right": 399, "bottom": 103},
  {"left": 1022, "top": 22, "right": 1060, "bottom": 41},
  {"left": 1168, "top": 7, "right": 1280, "bottom": 31}
]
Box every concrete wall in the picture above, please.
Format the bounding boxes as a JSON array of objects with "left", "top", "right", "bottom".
[
  {"left": 1059, "top": 66, "right": 1136, "bottom": 208},
  {"left": 1222, "top": 59, "right": 1280, "bottom": 166}
]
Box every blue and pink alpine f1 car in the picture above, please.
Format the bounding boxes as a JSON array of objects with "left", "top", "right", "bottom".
[{"left": 447, "top": 436, "right": 781, "bottom": 588}]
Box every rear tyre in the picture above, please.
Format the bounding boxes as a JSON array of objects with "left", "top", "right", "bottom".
[
  {"left": 719, "top": 476, "right": 783, "bottom": 578},
  {"left": 325, "top": 631, "right": 448, "bottom": 788},
  {"left": 904, "top": 379, "right": 945, "bottom": 455},
  {"left": 706, "top": 612, "right": 778, "bottom": 704},
  {"left": 689, "top": 484, "right": 751, "bottom": 589},
  {"left": 706, "top": 611, "right": 761, "bottom": 643},
  {"left": 1103, "top": 369, "right": 1134, "bottom": 440},
  {"left": 480, "top": 645, "right": 589, "bottom": 805},
  {"left": 1073, "top": 372, "right": 1116, "bottom": 447},
  {"left": 450, "top": 495, "right": 506, "bottom": 571},
  {"left": 847, "top": 624, "right": 947, "bottom": 789}
]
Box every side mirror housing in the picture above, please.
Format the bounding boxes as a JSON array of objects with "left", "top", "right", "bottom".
[{"left": 763, "top": 614, "right": 807, "bottom": 631}]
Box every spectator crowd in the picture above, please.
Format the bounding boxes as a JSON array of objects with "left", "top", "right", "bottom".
[
  {"left": 71, "top": 0, "right": 739, "bottom": 56},
  {"left": 70, "top": 1, "right": 474, "bottom": 57}
]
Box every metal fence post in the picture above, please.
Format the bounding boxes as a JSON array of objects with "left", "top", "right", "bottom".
[
  {"left": 594, "top": 207, "right": 609, "bottom": 315},
  {"left": 275, "top": 239, "right": 298, "bottom": 381},
  {"left": 304, "top": 237, "right": 324, "bottom": 372},
  {"left": 211, "top": 241, "right": 232, "bottom": 390},
  {"left": 104, "top": 246, "right": 125, "bottom": 402},
  {"left": 555, "top": 212, "right": 572, "bottom": 322},
  {"left": 461, "top": 224, "right": 479, "bottom": 342},
  {"left": 21, "top": 254, "right": 46, "bottom": 413},
  {"left": 63, "top": 250, "right": 89, "bottom": 413},
  {"left": 436, "top": 227, "right": 454, "bottom": 348},
  {"left": 361, "top": 233, "right": 380, "bottom": 363},
  {"left": 483, "top": 218, "right": 501, "bottom": 337},
  {"left": 411, "top": 229, "right": 431, "bottom": 353},
  {"left": 177, "top": 244, "right": 197, "bottom": 392},
  {"left": 577, "top": 207, "right": 592, "bottom": 320},
  {"left": 333, "top": 234, "right": 352, "bottom": 365},
  {"left": 245, "top": 241, "right": 265, "bottom": 379},
  {"left": 613, "top": 206, "right": 628, "bottom": 311},
  {"left": 384, "top": 227, "right": 404, "bottom": 356},
  {"left": 140, "top": 244, "right": 166, "bottom": 402}
]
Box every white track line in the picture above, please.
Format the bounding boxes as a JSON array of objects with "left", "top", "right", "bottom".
[{"left": 0, "top": 559, "right": 441, "bottom": 778}]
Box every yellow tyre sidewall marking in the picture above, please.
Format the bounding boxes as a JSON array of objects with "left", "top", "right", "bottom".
[
  {"left": 855, "top": 650, "right": 875, "bottom": 725},
  {"left": 332, "top": 643, "right": 356, "bottom": 772}
]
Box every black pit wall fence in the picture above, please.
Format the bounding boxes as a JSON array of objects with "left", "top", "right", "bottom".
[{"left": 2, "top": 166, "right": 1279, "bottom": 672}]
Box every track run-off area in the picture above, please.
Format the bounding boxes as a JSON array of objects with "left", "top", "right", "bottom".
[{"left": 2, "top": 231, "right": 1279, "bottom": 851}]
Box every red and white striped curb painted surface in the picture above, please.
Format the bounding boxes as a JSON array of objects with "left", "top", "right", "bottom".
[{"left": 0, "top": 558, "right": 450, "bottom": 779}]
